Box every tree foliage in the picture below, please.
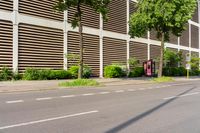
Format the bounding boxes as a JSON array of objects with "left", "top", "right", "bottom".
[
  {"left": 129, "top": 0, "right": 197, "bottom": 41},
  {"left": 129, "top": 0, "right": 197, "bottom": 77},
  {"left": 163, "top": 49, "right": 182, "bottom": 67},
  {"left": 54, "top": 0, "right": 110, "bottom": 28}
]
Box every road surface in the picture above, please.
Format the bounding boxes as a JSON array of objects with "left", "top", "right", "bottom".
[{"left": 0, "top": 81, "right": 200, "bottom": 133}]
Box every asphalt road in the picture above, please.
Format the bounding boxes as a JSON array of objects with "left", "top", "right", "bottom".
[{"left": 0, "top": 81, "right": 200, "bottom": 133}]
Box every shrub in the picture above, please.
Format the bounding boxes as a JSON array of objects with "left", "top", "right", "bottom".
[
  {"left": 170, "top": 67, "right": 179, "bottom": 76},
  {"left": 128, "top": 67, "right": 144, "bottom": 77},
  {"left": 164, "top": 49, "right": 181, "bottom": 67},
  {"left": 178, "top": 67, "right": 187, "bottom": 76},
  {"left": 0, "top": 67, "right": 13, "bottom": 81},
  {"left": 128, "top": 57, "right": 139, "bottom": 69},
  {"left": 68, "top": 65, "right": 92, "bottom": 79},
  {"left": 49, "top": 70, "right": 71, "bottom": 79},
  {"left": 37, "top": 69, "right": 51, "bottom": 80},
  {"left": 12, "top": 72, "right": 22, "bottom": 80},
  {"left": 163, "top": 67, "right": 186, "bottom": 76},
  {"left": 190, "top": 69, "right": 199, "bottom": 76},
  {"left": 83, "top": 65, "right": 92, "bottom": 78},
  {"left": 104, "top": 65, "right": 125, "bottom": 78},
  {"left": 68, "top": 66, "right": 79, "bottom": 79},
  {"left": 23, "top": 68, "right": 40, "bottom": 80},
  {"left": 23, "top": 68, "right": 72, "bottom": 80}
]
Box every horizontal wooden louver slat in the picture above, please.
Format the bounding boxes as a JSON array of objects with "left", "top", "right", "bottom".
[
  {"left": 129, "top": 1, "right": 137, "bottom": 15},
  {"left": 129, "top": 41, "right": 148, "bottom": 66},
  {"left": 191, "top": 52, "right": 199, "bottom": 57},
  {"left": 18, "top": 24, "right": 63, "bottom": 72},
  {"left": 192, "top": 8, "right": 198, "bottom": 23},
  {"left": 191, "top": 25, "right": 199, "bottom": 49},
  {"left": 150, "top": 45, "right": 161, "bottom": 69},
  {"left": 103, "top": 0, "right": 127, "bottom": 34},
  {"left": 103, "top": 37, "right": 127, "bottom": 68},
  {"left": 150, "top": 45, "right": 160, "bottom": 60},
  {"left": 166, "top": 47, "right": 178, "bottom": 52},
  {"left": 19, "top": 0, "right": 63, "bottom": 21},
  {"left": 0, "top": 20, "right": 13, "bottom": 70},
  {"left": 68, "top": 5, "right": 99, "bottom": 29},
  {"left": 180, "top": 24, "right": 189, "bottom": 47},
  {"left": 150, "top": 30, "right": 159, "bottom": 41},
  {"left": 180, "top": 50, "right": 189, "bottom": 67},
  {"left": 169, "top": 34, "right": 178, "bottom": 44},
  {"left": 67, "top": 32, "right": 100, "bottom": 77},
  {"left": 0, "top": 0, "right": 13, "bottom": 11}
]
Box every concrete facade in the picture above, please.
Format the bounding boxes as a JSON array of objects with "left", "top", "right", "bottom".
[{"left": 0, "top": 0, "right": 200, "bottom": 77}]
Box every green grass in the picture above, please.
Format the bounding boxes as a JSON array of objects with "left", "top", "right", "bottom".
[
  {"left": 152, "top": 76, "right": 174, "bottom": 83},
  {"left": 59, "top": 79, "right": 100, "bottom": 87}
]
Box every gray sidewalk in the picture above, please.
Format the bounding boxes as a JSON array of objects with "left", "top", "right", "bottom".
[{"left": 0, "top": 77, "right": 199, "bottom": 93}]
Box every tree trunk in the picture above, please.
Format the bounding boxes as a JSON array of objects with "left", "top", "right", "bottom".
[
  {"left": 77, "top": 3, "right": 83, "bottom": 79},
  {"left": 158, "top": 33, "right": 165, "bottom": 78}
]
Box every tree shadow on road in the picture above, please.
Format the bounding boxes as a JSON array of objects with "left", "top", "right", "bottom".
[{"left": 105, "top": 86, "right": 196, "bottom": 133}]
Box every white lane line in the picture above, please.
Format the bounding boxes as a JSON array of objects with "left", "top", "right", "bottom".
[
  {"left": 155, "top": 86, "right": 161, "bottom": 88},
  {"left": 127, "top": 89, "right": 136, "bottom": 92},
  {"left": 6, "top": 100, "right": 24, "bottom": 104},
  {"left": 36, "top": 97, "right": 53, "bottom": 101},
  {"left": 115, "top": 90, "right": 125, "bottom": 93},
  {"left": 82, "top": 93, "right": 95, "bottom": 96},
  {"left": 138, "top": 88, "right": 146, "bottom": 90},
  {"left": 163, "top": 92, "right": 200, "bottom": 100},
  {"left": 0, "top": 110, "right": 99, "bottom": 130},
  {"left": 99, "top": 92, "right": 110, "bottom": 94},
  {"left": 161, "top": 86, "right": 168, "bottom": 88},
  {"left": 60, "top": 95, "right": 76, "bottom": 98}
]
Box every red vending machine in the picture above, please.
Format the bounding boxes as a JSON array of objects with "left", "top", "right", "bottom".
[{"left": 143, "top": 59, "right": 155, "bottom": 77}]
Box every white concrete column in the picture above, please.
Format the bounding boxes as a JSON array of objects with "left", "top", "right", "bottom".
[
  {"left": 177, "top": 37, "right": 180, "bottom": 51},
  {"left": 63, "top": 10, "right": 68, "bottom": 70},
  {"left": 99, "top": 14, "right": 103, "bottom": 78},
  {"left": 147, "top": 31, "right": 150, "bottom": 60},
  {"left": 198, "top": 1, "right": 200, "bottom": 68},
  {"left": 126, "top": 0, "right": 130, "bottom": 70},
  {"left": 177, "top": 37, "right": 180, "bottom": 67},
  {"left": 12, "top": 0, "right": 19, "bottom": 72},
  {"left": 189, "top": 23, "right": 192, "bottom": 56}
]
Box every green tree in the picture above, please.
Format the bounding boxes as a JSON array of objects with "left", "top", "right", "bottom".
[
  {"left": 163, "top": 49, "right": 182, "bottom": 67},
  {"left": 54, "top": 0, "right": 110, "bottom": 78},
  {"left": 190, "top": 55, "right": 200, "bottom": 71},
  {"left": 129, "top": 0, "right": 197, "bottom": 77}
]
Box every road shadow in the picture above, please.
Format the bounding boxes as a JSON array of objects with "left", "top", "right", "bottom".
[{"left": 105, "top": 86, "right": 196, "bottom": 133}]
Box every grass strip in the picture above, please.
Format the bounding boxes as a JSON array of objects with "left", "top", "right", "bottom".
[
  {"left": 59, "top": 79, "right": 100, "bottom": 87},
  {"left": 152, "top": 76, "right": 174, "bottom": 83}
]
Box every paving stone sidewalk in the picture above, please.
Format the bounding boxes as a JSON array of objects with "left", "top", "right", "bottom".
[{"left": 0, "top": 77, "right": 199, "bottom": 93}]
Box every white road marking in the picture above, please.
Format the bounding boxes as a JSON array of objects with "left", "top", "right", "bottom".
[
  {"left": 5, "top": 84, "right": 189, "bottom": 104},
  {"left": 127, "top": 89, "right": 136, "bottom": 92},
  {"left": 163, "top": 92, "right": 200, "bottom": 100},
  {"left": 99, "top": 92, "right": 110, "bottom": 94},
  {"left": 115, "top": 90, "right": 124, "bottom": 93},
  {"left": 161, "top": 86, "right": 168, "bottom": 88},
  {"left": 36, "top": 97, "right": 52, "bottom": 101},
  {"left": 60, "top": 95, "right": 76, "bottom": 98},
  {"left": 6, "top": 100, "right": 24, "bottom": 104},
  {"left": 138, "top": 88, "right": 146, "bottom": 90},
  {"left": 82, "top": 93, "right": 95, "bottom": 96},
  {"left": 0, "top": 110, "right": 99, "bottom": 130}
]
